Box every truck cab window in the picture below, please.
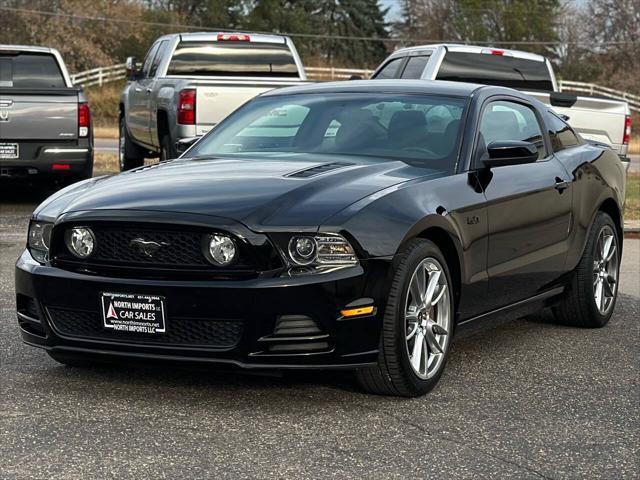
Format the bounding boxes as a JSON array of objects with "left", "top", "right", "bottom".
[
  {"left": 149, "top": 41, "right": 169, "bottom": 78},
  {"left": 375, "top": 58, "right": 404, "bottom": 79},
  {"left": 141, "top": 43, "right": 160, "bottom": 78},
  {"left": 400, "top": 56, "right": 430, "bottom": 79}
]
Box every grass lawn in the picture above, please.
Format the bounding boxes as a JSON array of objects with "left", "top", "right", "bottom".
[{"left": 625, "top": 172, "right": 640, "bottom": 221}]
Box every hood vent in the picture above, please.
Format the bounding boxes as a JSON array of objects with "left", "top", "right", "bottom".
[{"left": 286, "top": 162, "right": 353, "bottom": 178}]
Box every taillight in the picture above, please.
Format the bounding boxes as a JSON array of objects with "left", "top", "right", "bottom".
[
  {"left": 623, "top": 115, "right": 631, "bottom": 145},
  {"left": 177, "top": 89, "right": 196, "bottom": 125},
  {"left": 217, "top": 33, "right": 250, "bottom": 42},
  {"left": 78, "top": 102, "right": 90, "bottom": 137},
  {"left": 490, "top": 49, "right": 505, "bottom": 56}
]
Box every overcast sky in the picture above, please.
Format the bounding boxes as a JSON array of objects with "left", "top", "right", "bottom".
[{"left": 381, "top": 0, "right": 402, "bottom": 22}]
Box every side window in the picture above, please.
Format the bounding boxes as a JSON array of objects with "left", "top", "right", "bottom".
[
  {"left": 400, "top": 55, "right": 430, "bottom": 79},
  {"left": 149, "top": 41, "right": 169, "bottom": 78},
  {"left": 375, "top": 57, "right": 404, "bottom": 79},
  {"left": 546, "top": 112, "right": 581, "bottom": 152},
  {"left": 141, "top": 43, "right": 160, "bottom": 78},
  {"left": 479, "top": 100, "right": 547, "bottom": 160}
]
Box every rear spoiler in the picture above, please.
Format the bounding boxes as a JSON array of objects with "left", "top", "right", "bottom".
[{"left": 550, "top": 91, "right": 578, "bottom": 108}]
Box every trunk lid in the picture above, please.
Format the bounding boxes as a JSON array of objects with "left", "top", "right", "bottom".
[{"left": 0, "top": 89, "right": 78, "bottom": 140}]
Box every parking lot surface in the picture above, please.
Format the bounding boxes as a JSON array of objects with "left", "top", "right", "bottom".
[{"left": 1, "top": 186, "right": 638, "bottom": 479}]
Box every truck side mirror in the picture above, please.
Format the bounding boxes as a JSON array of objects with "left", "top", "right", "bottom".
[{"left": 125, "top": 57, "right": 139, "bottom": 81}]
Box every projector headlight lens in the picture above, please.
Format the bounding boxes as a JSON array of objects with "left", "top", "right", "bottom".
[
  {"left": 65, "top": 226, "right": 96, "bottom": 258},
  {"left": 287, "top": 234, "right": 357, "bottom": 268},
  {"left": 288, "top": 236, "right": 318, "bottom": 265},
  {"left": 206, "top": 234, "right": 237, "bottom": 266}
]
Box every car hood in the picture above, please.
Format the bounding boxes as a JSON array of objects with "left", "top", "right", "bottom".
[{"left": 39, "top": 154, "right": 442, "bottom": 229}]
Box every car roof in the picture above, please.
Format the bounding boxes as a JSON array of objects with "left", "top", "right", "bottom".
[
  {"left": 0, "top": 44, "right": 56, "bottom": 54},
  {"left": 263, "top": 79, "right": 490, "bottom": 98},
  {"left": 389, "top": 44, "right": 547, "bottom": 62},
  {"left": 155, "top": 32, "right": 290, "bottom": 44}
]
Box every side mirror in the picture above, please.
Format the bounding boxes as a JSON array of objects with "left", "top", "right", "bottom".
[
  {"left": 175, "top": 136, "right": 200, "bottom": 156},
  {"left": 482, "top": 140, "right": 538, "bottom": 168},
  {"left": 125, "top": 57, "right": 139, "bottom": 80}
]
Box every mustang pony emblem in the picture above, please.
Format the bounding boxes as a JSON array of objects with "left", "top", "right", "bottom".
[{"left": 129, "top": 238, "right": 170, "bottom": 258}]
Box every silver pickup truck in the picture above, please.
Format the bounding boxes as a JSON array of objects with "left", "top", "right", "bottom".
[
  {"left": 372, "top": 44, "right": 632, "bottom": 160},
  {"left": 0, "top": 45, "right": 93, "bottom": 183},
  {"left": 119, "top": 32, "right": 307, "bottom": 170}
]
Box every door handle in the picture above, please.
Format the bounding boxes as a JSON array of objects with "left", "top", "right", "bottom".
[
  {"left": 134, "top": 87, "right": 143, "bottom": 93},
  {"left": 554, "top": 177, "right": 570, "bottom": 193},
  {"left": 145, "top": 88, "right": 152, "bottom": 94}
]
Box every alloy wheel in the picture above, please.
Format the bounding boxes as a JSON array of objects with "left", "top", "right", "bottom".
[
  {"left": 405, "top": 257, "right": 451, "bottom": 379},
  {"left": 593, "top": 225, "right": 618, "bottom": 315}
]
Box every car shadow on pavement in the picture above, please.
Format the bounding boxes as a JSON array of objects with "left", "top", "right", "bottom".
[{"left": 0, "top": 181, "right": 61, "bottom": 204}]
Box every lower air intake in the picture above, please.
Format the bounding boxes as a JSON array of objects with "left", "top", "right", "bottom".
[{"left": 260, "top": 315, "right": 330, "bottom": 353}]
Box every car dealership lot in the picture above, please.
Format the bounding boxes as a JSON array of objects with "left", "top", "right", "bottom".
[{"left": 1, "top": 187, "right": 638, "bottom": 479}]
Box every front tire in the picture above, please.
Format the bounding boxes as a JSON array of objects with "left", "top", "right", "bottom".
[
  {"left": 553, "top": 211, "right": 620, "bottom": 328},
  {"left": 357, "top": 239, "right": 454, "bottom": 397},
  {"left": 119, "top": 115, "right": 144, "bottom": 171}
]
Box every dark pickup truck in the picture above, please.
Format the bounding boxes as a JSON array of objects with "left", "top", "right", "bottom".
[{"left": 0, "top": 45, "right": 93, "bottom": 183}]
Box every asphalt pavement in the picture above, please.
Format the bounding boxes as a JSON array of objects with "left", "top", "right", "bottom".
[{"left": 0, "top": 187, "right": 638, "bottom": 479}]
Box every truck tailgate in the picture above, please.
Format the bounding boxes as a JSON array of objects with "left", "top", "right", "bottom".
[
  {"left": 0, "top": 89, "right": 78, "bottom": 140},
  {"left": 527, "top": 92, "right": 627, "bottom": 152},
  {"left": 193, "top": 80, "right": 306, "bottom": 134}
]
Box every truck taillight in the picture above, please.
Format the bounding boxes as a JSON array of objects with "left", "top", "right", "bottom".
[
  {"left": 177, "top": 89, "right": 196, "bottom": 125},
  {"left": 78, "top": 103, "right": 90, "bottom": 137},
  {"left": 623, "top": 115, "right": 631, "bottom": 145},
  {"left": 217, "top": 33, "right": 250, "bottom": 42}
]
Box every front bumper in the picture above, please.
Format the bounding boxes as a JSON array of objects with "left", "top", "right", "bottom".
[{"left": 16, "top": 250, "right": 392, "bottom": 369}]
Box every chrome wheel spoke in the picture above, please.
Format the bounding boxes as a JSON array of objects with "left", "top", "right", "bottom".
[
  {"left": 593, "top": 226, "right": 618, "bottom": 315},
  {"left": 424, "top": 270, "right": 441, "bottom": 307},
  {"left": 595, "top": 278, "right": 604, "bottom": 311},
  {"left": 431, "top": 284, "right": 447, "bottom": 307},
  {"left": 410, "top": 267, "right": 426, "bottom": 305},
  {"left": 410, "top": 330, "right": 425, "bottom": 372},
  {"left": 604, "top": 240, "right": 616, "bottom": 263}
]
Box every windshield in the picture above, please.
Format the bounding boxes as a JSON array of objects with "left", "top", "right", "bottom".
[{"left": 188, "top": 93, "right": 467, "bottom": 171}]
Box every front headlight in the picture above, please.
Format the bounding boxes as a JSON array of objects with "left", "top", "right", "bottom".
[
  {"left": 28, "top": 221, "right": 53, "bottom": 263},
  {"left": 284, "top": 233, "right": 358, "bottom": 270}
]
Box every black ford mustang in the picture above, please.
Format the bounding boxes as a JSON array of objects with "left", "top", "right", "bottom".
[{"left": 16, "top": 81, "right": 625, "bottom": 397}]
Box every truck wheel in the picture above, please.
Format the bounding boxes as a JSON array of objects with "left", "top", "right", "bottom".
[
  {"left": 552, "top": 211, "right": 620, "bottom": 328},
  {"left": 160, "top": 133, "right": 176, "bottom": 161},
  {"left": 356, "top": 239, "right": 454, "bottom": 397},
  {"left": 119, "top": 116, "right": 144, "bottom": 171}
]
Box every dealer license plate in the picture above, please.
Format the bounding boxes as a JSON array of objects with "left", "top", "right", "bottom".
[
  {"left": 100, "top": 292, "right": 166, "bottom": 334},
  {"left": 0, "top": 143, "right": 19, "bottom": 159}
]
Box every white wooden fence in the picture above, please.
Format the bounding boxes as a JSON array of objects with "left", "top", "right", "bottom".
[{"left": 70, "top": 65, "right": 639, "bottom": 112}]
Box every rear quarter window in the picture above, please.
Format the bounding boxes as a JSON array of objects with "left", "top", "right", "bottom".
[
  {"left": 546, "top": 112, "right": 581, "bottom": 151},
  {"left": 167, "top": 41, "right": 299, "bottom": 78},
  {"left": 0, "top": 53, "right": 65, "bottom": 88},
  {"left": 436, "top": 52, "right": 554, "bottom": 91}
]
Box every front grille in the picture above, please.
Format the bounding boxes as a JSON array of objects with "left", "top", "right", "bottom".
[
  {"left": 49, "top": 223, "right": 283, "bottom": 279},
  {"left": 47, "top": 307, "right": 243, "bottom": 348},
  {"left": 93, "top": 228, "right": 208, "bottom": 266}
]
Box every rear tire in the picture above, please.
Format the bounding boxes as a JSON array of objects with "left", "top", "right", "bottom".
[
  {"left": 553, "top": 211, "right": 620, "bottom": 328},
  {"left": 119, "top": 115, "right": 144, "bottom": 171},
  {"left": 159, "top": 132, "right": 176, "bottom": 161},
  {"left": 356, "top": 239, "right": 454, "bottom": 397}
]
